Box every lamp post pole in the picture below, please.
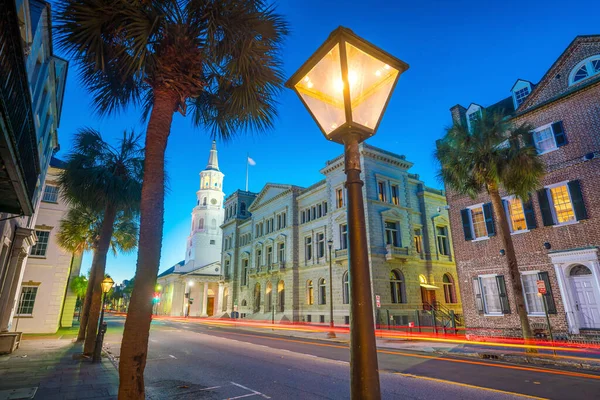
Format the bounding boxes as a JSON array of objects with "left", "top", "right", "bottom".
[
  {"left": 327, "top": 240, "right": 336, "bottom": 339},
  {"left": 344, "top": 133, "right": 381, "bottom": 399},
  {"left": 92, "top": 291, "right": 107, "bottom": 363}
]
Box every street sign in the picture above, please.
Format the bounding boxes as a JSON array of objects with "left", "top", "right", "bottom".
[
  {"left": 375, "top": 295, "right": 381, "bottom": 308},
  {"left": 537, "top": 280, "right": 547, "bottom": 294},
  {"left": 408, "top": 322, "right": 414, "bottom": 328}
]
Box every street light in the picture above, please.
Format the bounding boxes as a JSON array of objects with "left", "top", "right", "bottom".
[
  {"left": 93, "top": 276, "right": 114, "bottom": 363},
  {"left": 286, "top": 26, "right": 408, "bottom": 400},
  {"left": 327, "top": 239, "right": 336, "bottom": 339}
]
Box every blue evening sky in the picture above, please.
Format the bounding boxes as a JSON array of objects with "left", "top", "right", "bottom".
[{"left": 52, "top": 0, "right": 600, "bottom": 283}]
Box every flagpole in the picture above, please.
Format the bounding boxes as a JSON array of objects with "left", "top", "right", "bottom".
[{"left": 245, "top": 153, "right": 249, "bottom": 192}]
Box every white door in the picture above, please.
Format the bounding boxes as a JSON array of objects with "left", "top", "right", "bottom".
[{"left": 571, "top": 277, "right": 600, "bottom": 329}]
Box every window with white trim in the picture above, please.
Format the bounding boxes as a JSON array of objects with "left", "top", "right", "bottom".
[
  {"left": 514, "top": 86, "right": 530, "bottom": 106},
  {"left": 569, "top": 55, "right": 600, "bottom": 85},
  {"left": 16, "top": 286, "right": 38, "bottom": 316},
  {"left": 266, "top": 246, "right": 273, "bottom": 267},
  {"left": 521, "top": 273, "right": 544, "bottom": 315},
  {"left": 549, "top": 184, "right": 575, "bottom": 224},
  {"left": 532, "top": 124, "right": 556, "bottom": 154},
  {"left": 316, "top": 232, "right": 325, "bottom": 258},
  {"left": 278, "top": 242, "right": 285, "bottom": 264},
  {"left": 469, "top": 206, "right": 487, "bottom": 239},
  {"left": 504, "top": 196, "right": 527, "bottom": 233},
  {"left": 480, "top": 276, "right": 502, "bottom": 315},
  {"left": 30, "top": 230, "right": 50, "bottom": 257},
  {"left": 42, "top": 185, "right": 59, "bottom": 203}
]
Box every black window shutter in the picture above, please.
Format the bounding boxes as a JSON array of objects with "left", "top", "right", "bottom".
[
  {"left": 537, "top": 189, "right": 555, "bottom": 226},
  {"left": 523, "top": 131, "right": 535, "bottom": 148},
  {"left": 551, "top": 121, "right": 567, "bottom": 147},
  {"left": 473, "top": 278, "right": 484, "bottom": 315},
  {"left": 523, "top": 197, "right": 537, "bottom": 229},
  {"left": 483, "top": 203, "right": 496, "bottom": 236},
  {"left": 568, "top": 180, "right": 588, "bottom": 221},
  {"left": 496, "top": 275, "right": 511, "bottom": 314},
  {"left": 537, "top": 272, "right": 557, "bottom": 314},
  {"left": 461, "top": 209, "right": 473, "bottom": 241}
]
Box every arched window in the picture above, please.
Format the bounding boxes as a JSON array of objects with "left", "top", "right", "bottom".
[
  {"left": 241, "top": 259, "right": 249, "bottom": 286},
  {"left": 265, "top": 282, "right": 273, "bottom": 313},
  {"left": 278, "top": 280, "right": 285, "bottom": 312},
  {"left": 203, "top": 197, "right": 207, "bottom": 206},
  {"left": 307, "top": 280, "right": 314, "bottom": 305},
  {"left": 443, "top": 274, "right": 457, "bottom": 304},
  {"left": 342, "top": 271, "right": 350, "bottom": 305},
  {"left": 222, "top": 288, "right": 229, "bottom": 312},
  {"left": 569, "top": 55, "right": 600, "bottom": 85},
  {"left": 390, "top": 270, "right": 405, "bottom": 304},
  {"left": 198, "top": 218, "right": 204, "bottom": 229},
  {"left": 211, "top": 218, "right": 217, "bottom": 229},
  {"left": 570, "top": 264, "right": 592, "bottom": 276},
  {"left": 234, "top": 203, "right": 237, "bottom": 215},
  {"left": 241, "top": 299, "right": 247, "bottom": 307},
  {"left": 318, "top": 278, "right": 327, "bottom": 305},
  {"left": 254, "top": 283, "right": 261, "bottom": 313}
]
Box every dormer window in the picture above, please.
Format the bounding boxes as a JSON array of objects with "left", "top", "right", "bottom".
[
  {"left": 465, "top": 104, "right": 481, "bottom": 131},
  {"left": 569, "top": 55, "right": 600, "bottom": 86},
  {"left": 511, "top": 79, "right": 533, "bottom": 109}
]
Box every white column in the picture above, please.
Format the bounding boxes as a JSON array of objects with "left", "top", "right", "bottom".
[
  {"left": 216, "top": 283, "right": 224, "bottom": 315},
  {"left": 201, "top": 282, "right": 209, "bottom": 316}
]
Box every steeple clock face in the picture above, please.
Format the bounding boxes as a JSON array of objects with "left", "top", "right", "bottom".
[{"left": 211, "top": 198, "right": 217, "bottom": 205}]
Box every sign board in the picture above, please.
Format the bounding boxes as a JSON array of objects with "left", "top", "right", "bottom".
[
  {"left": 537, "top": 280, "right": 546, "bottom": 294},
  {"left": 408, "top": 322, "right": 415, "bottom": 328},
  {"left": 375, "top": 295, "right": 381, "bottom": 308}
]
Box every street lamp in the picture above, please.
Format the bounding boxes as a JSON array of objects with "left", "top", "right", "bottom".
[
  {"left": 286, "top": 26, "right": 408, "bottom": 400},
  {"left": 93, "top": 276, "right": 114, "bottom": 363},
  {"left": 327, "top": 239, "right": 336, "bottom": 339}
]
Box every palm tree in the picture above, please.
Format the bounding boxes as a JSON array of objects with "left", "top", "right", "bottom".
[
  {"left": 57, "top": 204, "right": 139, "bottom": 339},
  {"left": 435, "top": 110, "right": 544, "bottom": 347},
  {"left": 59, "top": 129, "right": 143, "bottom": 355},
  {"left": 55, "top": 1, "right": 288, "bottom": 396},
  {"left": 69, "top": 275, "right": 88, "bottom": 321}
]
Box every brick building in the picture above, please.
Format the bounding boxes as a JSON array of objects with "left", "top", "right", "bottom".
[
  {"left": 446, "top": 35, "right": 600, "bottom": 338},
  {"left": 219, "top": 144, "right": 462, "bottom": 326}
]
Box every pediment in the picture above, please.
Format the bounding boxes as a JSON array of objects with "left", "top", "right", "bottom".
[
  {"left": 334, "top": 213, "right": 347, "bottom": 223},
  {"left": 275, "top": 233, "right": 287, "bottom": 241},
  {"left": 381, "top": 208, "right": 404, "bottom": 219},
  {"left": 248, "top": 184, "right": 292, "bottom": 211},
  {"left": 432, "top": 215, "right": 449, "bottom": 225}
]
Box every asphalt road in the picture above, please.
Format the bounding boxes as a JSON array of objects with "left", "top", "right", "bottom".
[{"left": 103, "top": 316, "right": 599, "bottom": 399}]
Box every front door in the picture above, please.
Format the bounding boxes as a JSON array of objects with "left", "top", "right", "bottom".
[
  {"left": 571, "top": 276, "right": 600, "bottom": 329},
  {"left": 420, "top": 288, "right": 436, "bottom": 310},
  {"left": 207, "top": 297, "right": 215, "bottom": 316}
]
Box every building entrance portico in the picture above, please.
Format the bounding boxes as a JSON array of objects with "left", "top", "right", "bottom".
[{"left": 550, "top": 247, "right": 600, "bottom": 334}]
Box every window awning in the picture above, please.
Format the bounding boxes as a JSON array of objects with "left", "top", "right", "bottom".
[{"left": 420, "top": 284, "right": 439, "bottom": 290}]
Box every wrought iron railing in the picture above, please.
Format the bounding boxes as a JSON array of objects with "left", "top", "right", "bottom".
[{"left": 0, "top": 0, "right": 40, "bottom": 212}]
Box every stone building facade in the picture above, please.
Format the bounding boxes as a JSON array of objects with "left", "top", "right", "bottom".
[
  {"left": 0, "top": 0, "right": 67, "bottom": 352},
  {"left": 446, "top": 35, "right": 600, "bottom": 337},
  {"left": 16, "top": 158, "right": 82, "bottom": 333},
  {"left": 220, "top": 144, "right": 461, "bottom": 325}
]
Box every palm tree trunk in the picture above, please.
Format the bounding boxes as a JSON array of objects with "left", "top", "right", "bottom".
[
  {"left": 83, "top": 205, "right": 118, "bottom": 354},
  {"left": 119, "top": 90, "right": 177, "bottom": 400},
  {"left": 77, "top": 257, "right": 97, "bottom": 341},
  {"left": 488, "top": 184, "right": 536, "bottom": 352}
]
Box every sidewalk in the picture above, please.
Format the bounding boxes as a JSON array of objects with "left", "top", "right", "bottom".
[{"left": 0, "top": 334, "right": 118, "bottom": 400}]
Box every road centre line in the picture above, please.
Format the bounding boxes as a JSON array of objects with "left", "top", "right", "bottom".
[
  {"left": 211, "top": 330, "right": 600, "bottom": 381},
  {"left": 230, "top": 382, "right": 271, "bottom": 399}
]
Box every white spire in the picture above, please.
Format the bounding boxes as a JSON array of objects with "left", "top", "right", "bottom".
[{"left": 205, "top": 140, "right": 219, "bottom": 171}]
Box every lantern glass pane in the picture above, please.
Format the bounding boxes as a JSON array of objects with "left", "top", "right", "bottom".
[
  {"left": 295, "top": 44, "right": 346, "bottom": 134},
  {"left": 345, "top": 42, "right": 398, "bottom": 130}
]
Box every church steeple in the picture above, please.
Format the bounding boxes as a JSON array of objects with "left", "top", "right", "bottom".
[{"left": 206, "top": 140, "right": 219, "bottom": 171}]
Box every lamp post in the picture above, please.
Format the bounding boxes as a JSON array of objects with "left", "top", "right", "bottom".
[
  {"left": 327, "top": 239, "right": 336, "bottom": 338},
  {"left": 286, "top": 26, "right": 408, "bottom": 400},
  {"left": 92, "top": 276, "right": 114, "bottom": 363}
]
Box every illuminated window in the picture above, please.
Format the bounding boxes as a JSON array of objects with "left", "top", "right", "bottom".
[
  {"left": 413, "top": 229, "right": 422, "bottom": 253},
  {"left": 391, "top": 185, "right": 399, "bottom": 205},
  {"left": 378, "top": 181, "right": 386, "bottom": 202},
  {"left": 307, "top": 280, "right": 314, "bottom": 305},
  {"left": 336, "top": 188, "right": 344, "bottom": 208},
  {"left": 505, "top": 197, "right": 527, "bottom": 232},
  {"left": 549, "top": 185, "right": 575, "bottom": 224},
  {"left": 470, "top": 206, "right": 487, "bottom": 239}
]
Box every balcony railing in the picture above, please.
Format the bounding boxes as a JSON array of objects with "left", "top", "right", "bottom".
[
  {"left": 0, "top": 1, "right": 40, "bottom": 215},
  {"left": 335, "top": 248, "right": 348, "bottom": 258},
  {"left": 385, "top": 245, "right": 409, "bottom": 260}
]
